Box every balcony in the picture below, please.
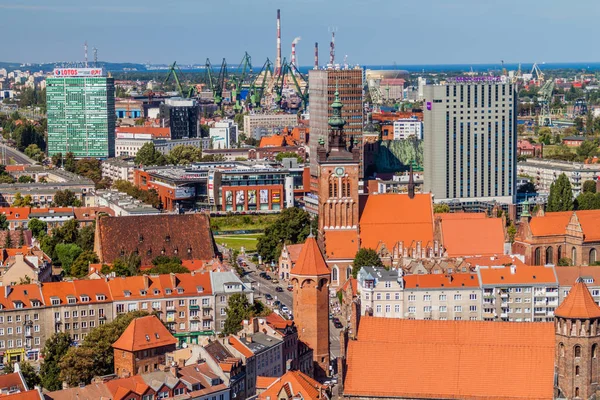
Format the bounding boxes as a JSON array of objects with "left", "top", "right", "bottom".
[
  {"left": 547, "top": 311, "right": 555, "bottom": 317},
  {"left": 534, "top": 309, "right": 546, "bottom": 315},
  {"left": 501, "top": 302, "right": 508, "bottom": 307},
  {"left": 202, "top": 305, "right": 212, "bottom": 309},
  {"left": 535, "top": 301, "right": 547, "bottom": 306},
  {"left": 166, "top": 306, "right": 176, "bottom": 311},
  {"left": 500, "top": 313, "right": 508, "bottom": 318},
  {"left": 500, "top": 293, "right": 508, "bottom": 298},
  {"left": 545, "top": 291, "right": 559, "bottom": 297},
  {"left": 202, "top": 314, "right": 212, "bottom": 320},
  {"left": 534, "top": 291, "right": 545, "bottom": 297}
]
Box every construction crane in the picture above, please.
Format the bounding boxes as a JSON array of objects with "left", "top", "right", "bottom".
[
  {"left": 248, "top": 59, "right": 273, "bottom": 109},
  {"left": 271, "top": 58, "right": 290, "bottom": 109},
  {"left": 231, "top": 52, "right": 253, "bottom": 113},
  {"left": 538, "top": 79, "right": 555, "bottom": 127},
  {"left": 164, "top": 62, "right": 194, "bottom": 98},
  {"left": 531, "top": 63, "right": 545, "bottom": 85},
  {"left": 205, "top": 58, "right": 228, "bottom": 107},
  {"left": 288, "top": 63, "right": 309, "bottom": 111}
]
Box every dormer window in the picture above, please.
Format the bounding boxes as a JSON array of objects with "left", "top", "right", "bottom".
[
  {"left": 155, "top": 333, "right": 160, "bottom": 339},
  {"left": 197, "top": 286, "right": 204, "bottom": 293},
  {"left": 67, "top": 296, "right": 76, "bottom": 304},
  {"left": 80, "top": 295, "right": 90, "bottom": 302},
  {"left": 174, "top": 248, "right": 178, "bottom": 255},
  {"left": 139, "top": 234, "right": 144, "bottom": 243},
  {"left": 145, "top": 334, "right": 150, "bottom": 342},
  {"left": 166, "top": 288, "right": 172, "bottom": 295},
  {"left": 177, "top": 288, "right": 184, "bottom": 294},
  {"left": 140, "top": 290, "right": 147, "bottom": 296},
  {"left": 31, "top": 300, "right": 40, "bottom": 307},
  {"left": 96, "top": 294, "right": 106, "bottom": 301},
  {"left": 14, "top": 301, "right": 23, "bottom": 309},
  {"left": 124, "top": 291, "right": 131, "bottom": 297},
  {"left": 51, "top": 297, "right": 60, "bottom": 305},
  {"left": 187, "top": 247, "right": 192, "bottom": 254},
  {"left": 165, "top": 235, "right": 170, "bottom": 242},
  {"left": 153, "top": 289, "right": 160, "bottom": 295}
]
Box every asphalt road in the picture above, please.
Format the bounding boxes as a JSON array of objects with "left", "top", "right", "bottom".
[{"left": 0, "top": 144, "right": 34, "bottom": 165}]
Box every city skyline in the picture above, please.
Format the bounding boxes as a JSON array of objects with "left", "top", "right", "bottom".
[{"left": 2, "top": 0, "right": 600, "bottom": 66}]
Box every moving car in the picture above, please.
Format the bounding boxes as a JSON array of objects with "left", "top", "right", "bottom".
[
  {"left": 333, "top": 320, "right": 343, "bottom": 329},
  {"left": 275, "top": 286, "right": 283, "bottom": 292},
  {"left": 287, "top": 285, "right": 294, "bottom": 291},
  {"left": 265, "top": 294, "right": 273, "bottom": 301}
]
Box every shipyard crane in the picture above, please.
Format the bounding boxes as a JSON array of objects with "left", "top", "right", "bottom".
[
  {"left": 289, "top": 64, "right": 309, "bottom": 111},
  {"left": 231, "top": 52, "right": 253, "bottom": 113},
  {"left": 205, "top": 58, "right": 228, "bottom": 107},
  {"left": 538, "top": 79, "right": 555, "bottom": 127},
  {"left": 248, "top": 59, "right": 273, "bottom": 109},
  {"left": 271, "top": 58, "right": 290, "bottom": 109},
  {"left": 531, "top": 63, "right": 545, "bottom": 84},
  {"left": 164, "top": 62, "right": 194, "bottom": 98}
]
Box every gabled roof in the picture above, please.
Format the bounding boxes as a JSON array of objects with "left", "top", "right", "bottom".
[
  {"left": 440, "top": 217, "right": 505, "bottom": 257},
  {"left": 228, "top": 336, "right": 254, "bottom": 358},
  {"left": 359, "top": 193, "right": 434, "bottom": 251},
  {"left": 290, "top": 236, "right": 330, "bottom": 277},
  {"left": 258, "top": 370, "right": 325, "bottom": 400},
  {"left": 555, "top": 280, "right": 600, "bottom": 319},
  {"left": 344, "top": 317, "right": 555, "bottom": 400},
  {"left": 478, "top": 265, "right": 557, "bottom": 286},
  {"left": 0, "top": 371, "right": 27, "bottom": 394},
  {"left": 404, "top": 273, "right": 479, "bottom": 289},
  {"left": 284, "top": 243, "right": 304, "bottom": 263},
  {"left": 555, "top": 266, "right": 600, "bottom": 286},
  {"left": 112, "top": 315, "right": 177, "bottom": 352},
  {"left": 259, "top": 135, "right": 285, "bottom": 148},
  {"left": 0, "top": 207, "right": 30, "bottom": 220},
  {"left": 323, "top": 230, "right": 359, "bottom": 260}
]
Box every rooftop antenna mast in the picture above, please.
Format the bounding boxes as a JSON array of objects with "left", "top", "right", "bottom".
[
  {"left": 93, "top": 47, "right": 98, "bottom": 67},
  {"left": 328, "top": 27, "right": 337, "bottom": 67},
  {"left": 84, "top": 41, "right": 88, "bottom": 68}
]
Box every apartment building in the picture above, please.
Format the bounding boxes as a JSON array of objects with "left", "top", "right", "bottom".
[
  {"left": 211, "top": 271, "right": 254, "bottom": 333},
  {"left": 243, "top": 114, "right": 298, "bottom": 138},
  {"left": 517, "top": 158, "right": 600, "bottom": 196},
  {"left": 477, "top": 265, "right": 559, "bottom": 322},
  {"left": 357, "top": 267, "right": 403, "bottom": 318},
  {"left": 101, "top": 158, "right": 136, "bottom": 183},
  {"left": 555, "top": 266, "right": 600, "bottom": 306}
]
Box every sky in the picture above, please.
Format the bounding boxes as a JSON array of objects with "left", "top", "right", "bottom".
[{"left": 2, "top": 0, "right": 599, "bottom": 66}]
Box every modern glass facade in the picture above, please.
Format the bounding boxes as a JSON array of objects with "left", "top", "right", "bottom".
[{"left": 47, "top": 77, "right": 115, "bottom": 158}]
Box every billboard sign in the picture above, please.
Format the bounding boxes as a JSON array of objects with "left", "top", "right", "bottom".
[
  {"left": 175, "top": 186, "right": 195, "bottom": 199},
  {"left": 53, "top": 68, "right": 104, "bottom": 77}
]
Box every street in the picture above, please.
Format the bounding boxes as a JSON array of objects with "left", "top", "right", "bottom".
[{"left": 0, "top": 144, "right": 34, "bottom": 165}]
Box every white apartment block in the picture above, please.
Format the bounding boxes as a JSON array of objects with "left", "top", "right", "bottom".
[
  {"left": 393, "top": 118, "right": 423, "bottom": 140},
  {"left": 517, "top": 158, "right": 600, "bottom": 196}
]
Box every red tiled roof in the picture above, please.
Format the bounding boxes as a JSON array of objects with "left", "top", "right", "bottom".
[
  {"left": 2, "top": 391, "right": 43, "bottom": 400},
  {"left": 105, "top": 375, "right": 150, "bottom": 399},
  {"left": 404, "top": 273, "right": 479, "bottom": 289},
  {"left": 435, "top": 212, "right": 485, "bottom": 219},
  {"left": 0, "top": 372, "right": 27, "bottom": 393},
  {"left": 290, "top": 236, "right": 329, "bottom": 277},
  {"left": 264, "top": 312, "right": 293, "bottom": 330},
  {"left": 112, "top": 315, "right": 177, "bottom": 352},
  {"left": 228, "top": 336, "right": 254, "bottom": 358},
  {"left": 115, "top": 126, "right": 171, "bottom": 139},
  {"left": 465, "top": 254, "right": 527, "bottom": 268},
  {"left": 359, "top": 193, "right": 433, "bottom": 251},
  {"left": 259, "top": 135, "right": 285, "bottom": 148},
  {"left": 440, "top": 217, "right": 505, "bottom": 257},
  {"left": 0, "top": 284, "right": 43, "bottom": 310},
  {"left": 527, "top": 210, "right": 600, "bottom": 242},
  {"left": 258, "top": 370, "right": 325, "bottom": 400},
  {"left": 107, "top": 272, "right": 212, "bottom": 301},
  {"left": 478, "top": 265, "right": 557, "bottom": 285},
  {"left": 555, "top": 266, "right": 600, "bottom": 286},
  {"left": 72, "top": 207, "right": 114, "bottom": 220},
  {"left": 256, "top": 376, "right": 278, "bottom": 390},
  {"left": 555, "top": 280, "right": 600, "bottom": 319},
  {"left": 344, "top": 317, "right": 555, "bottom": 399},
  {"left": 0, "top": 207, "right": 30, "bottom": 220},
  {"left": 324, "top": 230, "right": 359, "bottom": 259},
  {"left": 285, "top": 244, "right": 304, "bottom": 263},
  {"left": 338, "top": 277, "right": 358, "bottom": 296}
]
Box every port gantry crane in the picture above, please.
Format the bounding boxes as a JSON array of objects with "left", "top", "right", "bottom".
[
  {"left": 289, "top": 63, "right": 309, "bottom": 111},
  {"left": 538, "top": 79, "right": 555, "bottom": 127},
  {"left": 164, "top": 62, "right": 194, "bottom": 98},
  {"left": 231, "top": 52, "right": 253, "bottom": 113},
  {"left": 248, "top": 59, "right": 273, "bottom": 110},
  {"left": 205, "top": 58, "right": 228, "bottom": 108}
]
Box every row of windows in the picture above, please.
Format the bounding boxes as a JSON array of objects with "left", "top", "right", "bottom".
[
  {"left": 0, "top": 325, "right": 40, "bottom": 335},
  {"left": 407, "top": 305, "right": 476, "bottom": 313},
  {"left": 0, "top": 338, "right": 40, "bottom": 349},
  {"left": 408, "top": 294, "right": 477, "bottom": 301}
]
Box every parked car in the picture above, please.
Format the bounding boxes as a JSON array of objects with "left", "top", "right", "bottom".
[
  {"left": 265, "top": 294, "right": 273, "bottom": 301},
  {"left": 281, "top": 305, "right": 290, "bottom": 313},
  {"left": 329, "top": 314, "right": 333, "bottom": 320},
  {"left": 273, "top": 300, "right": 281, "bottom": 308},
  {"left": 275, "top": 286, "right": 283, "bottom": 292},
  {"left": 271, "top": 279, "right": 279, "bottom": 284},
  {"left": 264, "top": 274, "right": 272, "bottom": 280},
  {"left": 259, "top": 272, "right": 267, "bottom": 278},
  {"left": 287, "top": 285, "right": 294, "bottom": 291},
  {"left": 332, "top": 317, "right": 341, "bottom": 325},
  {"left": 333, "top": 321, "right": 343, "bottom": 329}
]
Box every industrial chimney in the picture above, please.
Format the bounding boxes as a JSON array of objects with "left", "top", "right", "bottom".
[
  {"left": 276, "top": 9, "right": 282, "bottom": 75},
  {"left": 314, "top": 42, "right": 319, "bottom": 70}
]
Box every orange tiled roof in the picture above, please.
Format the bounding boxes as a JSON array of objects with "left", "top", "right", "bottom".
[
  {"left": 404, "top": 273, "right": 479, "bottom": 289},
  {"left": 290, "top": 236, "right": 330, "bottom": 277},
  {"left": 72, "top": 207, "right": 114, "bottom": 220},
  {"left": 112, "top": 315, "right": 177, "bottom": 352},
  {"left": 0, "top": 284, "right": 43, "bottom": 310},
  {"left": 555, "top": 266, "right": 600, "bottom": 286},
  {"left": 528, "top": 210, "right": 600, "bottom": 242},
  {"left": 116, "top": 126, "right": 171, "bottom": 139},
  {"left": 435, "top": 212, "right": 486, "bottom": 220},
  {"left": 324, "top": 230, "right": 359, "bottom": 259},
  {"left": 107, "top": 272, "right": 212, "bottom": 300},
  {"left": 478, "top": 265, "right": 557, "bottom": 286},
  {"left": 359, "top": 193, "right": 433, "bottom": 251},
  {"left": 228, "top": 336, "right": 254, "bottom": 358},
  {"left": 40, "top": 280, "right": 112, "bottom": 306},
  {"left": 555, "top": 280, "right": 600, "bottom": 319},
  {"left": 339, "top": 277, "right": 358, "bottom": 296},
  {"left": 259, "top": 135, "right": 285, "bottom": 148},
  {"left": 285, "top": 243, "right": 304, "bottom": 263},
  {"left": 344, "top": 317, "right": 555, "bottom": 399},
  {"left": 105, "top": 375, "right": 150, "bottom": 399},
  {"left": 0, "top": 207, "right": 30, "bottom": 220},
  {"left": 2, "top": 391, "right": 43, "bottom": 400},
  {"left": 265, "top": 312, "right": 293, "bottom": 330},
  {"left": 258, "top": 370, "right": 325, "bottom": 400},
  {"left": 256, "top": 376, "right": 278, "bottom": 390},
  {"left": 440, "top": 217, "right": 505, "bottom": 257},
  {"left": 0, "top": 372, "right": 27, "bottom": 393},
  {"left": 465, "top": 254, "right": 527, "bottom": 268}
]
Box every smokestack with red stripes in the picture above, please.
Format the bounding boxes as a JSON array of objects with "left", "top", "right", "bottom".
[
  {"left": 291, "top": 37, "right": 301, "bottom": 69},
  {"left": 314, "top": 42, "right": 319, "bottom": 70},
  {"left": 276, "top": 9, "right": 282, "bottom": 74}
]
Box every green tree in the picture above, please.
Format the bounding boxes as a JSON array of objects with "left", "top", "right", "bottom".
[
  {"left": 575, "top": 117, "right": 584, "bottom": 132},
  {"left": 11, "top": 362, "right": 41, "bottom": 389},
  {"left": 64, "top": 152, "right": 76, "bottom": 173},
  {"left": 517, "top": 181, "right": 537, "bottom": 194},
  {"left": 40, "top": 332, "right": 73, "bottom": 391},
  {"left": 583, "top": 180, "right": 597, "bottom": 194},
  {"left": 135, "top": 142, "right": 167, "bottom": 166},
  {"left": 547, "top": 173, "right": 574, "bottom": 212},
  {"left": 55, "top": 243, "right": 83, "bottom": 275},
  {"left": 76, "top": 223, "right": 95, "bottom": 251},
  {"left": 24, "top": 144, "right": 44, "bottom": 162},
  {"left": 18, "top": 227, "right": 25, "bottom": 247},
  {"left": 75, "top": 158, "right": 102, "bottom": 185},
  {"left": 12, "top": 192, "right": 32, "bottom": 207},
  {"left": 166, "top": 145, "right": 203, "bottom": 165},
  {"left": 433, "top": 203, "right": 450, "bottom": 213},
  {"left": 223, "top": 293, "right": 253, "bottom": 335},
  {"left": 111, "top": 253, "right": 142, "bottom": 276},
  {"left": 28, "top": 218, "right": 47, "bottom": 238},
  {"left": 507, "top": 222, "right": 517, "bottom": 244},
  {"left": 537, "top": 127, "right": 552, "bottom": 145},
  {"left": 352, "top": 248, "right": 383, "bottom": 278},
  {"left": 275, "top": 151, "right": 303, "bottom": 164},
  {"left": 51, "top": 152, "right": 63, "bottom": 168},
  {"left": 256, "top": 207, "right": 317, "bottom": 263},
  {"left": 558, "top": 258, "right": 572, "bottom": 266},
  {"left": 0, "top": 214, "right": 9, "bottom": 230},
  {"left": 575, "top": 192, "right": 600, "bottom": 210},
  {"left": 4, "top": 231, "right": 13, "bottom": 248},
  {"left": 59, "top": 311, "right": 150, "bottom": 386},
  {"left": 17, "top": 175, "right": 34, "bottom": 183},
  {"left": 53, "top": 189, "right": 82, "bottom": 207},
  {"left": 576, "top": 139, "right": 599, "bottom": 160},
  {"left": 70, "top": 250, "right": 99, "bottom": 278}
]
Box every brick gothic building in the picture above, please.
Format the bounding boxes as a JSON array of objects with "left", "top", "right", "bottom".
[
  {"left": 316, "top": 86, "right": 361, "bottom": 289},
  {"left": 112, "top": 315, "right": 177, "bottom": 376},
  {"left": 513, "top": 209, "right": 600, "bottom": 266},
  {"left": 290, "top": 235, "right": 330, "bottom": 379}
]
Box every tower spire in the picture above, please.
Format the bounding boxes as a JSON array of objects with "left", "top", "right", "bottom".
[{"left": 328, "top": 81, "right": 345, "bottom": 130}]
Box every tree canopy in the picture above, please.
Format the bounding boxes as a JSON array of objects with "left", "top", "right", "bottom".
[
  {"left": 352, "top": 248, "right": 383, "bottom": 278},
  {"left": 55, "top": 243, "right": 83, "bottom": 275},
  {"left": 135, "top": 142, "right": 167, "bottom": 166},
  {"left": 53, "top": 189, "right": 82, "bottom": 207},
  {"left": 547, "top": 173, "right": 574, "bottom": 212},
  {"left": 28, "top": 218, "right": 47, "bottom": 238},
  {"left": 40, "top": 332, "right": 73, "bottom": 390},
  {"left": 12, "top": 192, "right": 32, "bottom": 207},
  {"left": 583, "top": 180, "right": 597, "bottom": 194},
  {"left": 256, "top": 207, "right": 317, "bottom": 263},
  {"left": 166, "top": 145, "right": 203, "bottom": 165},
  {"left": 223, "top": 293, "right": 255, "bottom": 335}
]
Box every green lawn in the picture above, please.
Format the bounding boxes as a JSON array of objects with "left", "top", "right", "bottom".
[
  {"left": 211, "top": 214, "right": 278, "bottom": 232},
  {"left": 214, "top": 234, "right": 262, "bottom": 252}
]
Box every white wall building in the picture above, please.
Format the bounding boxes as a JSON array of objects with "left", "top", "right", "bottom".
[
  {"left": 210, "top": 120, "right": 238, "bottom": 149},
  {"left": 393, "top": 118, "right": 423, "bottom": 140}
]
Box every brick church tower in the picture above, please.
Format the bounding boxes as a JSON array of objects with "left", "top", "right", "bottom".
[
  {"left": 555, "top": 279, "right": 600, "bottom": 399},
  {"left": 290, "top": 234, "right": 331, "bottom": 379},
  {"left": 316, "top": 84, "right": 360, "bottom": 268}
]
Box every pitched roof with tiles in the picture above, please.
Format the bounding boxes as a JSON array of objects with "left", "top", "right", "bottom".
[
  {"left": 290, "top": 236, "right": 330, "bottom": 277},
  {"left": 284, "top": 243, "right": 304, "bottom": 263},
  {"left": 228, "top": 336, "right": 254, "bottom": 358},
  {"left": 0, "top": 371, "right": 27, "bottom": 393},
  {"left": 555, "top": 280, "right": 600, "bottom": 319},
  {"left": 107, "top": 273, "right": 212, "bottom": 301},
  {"left": 478, "top": 265, "right": 557, "bottom": 286},
  {"left": 112, "top": 315, "right": 177, "bottom": 352},
  {"left": 465, "top": 254, "right": 527, "bottom": 268},
  {"left": 440, "top": 216, "right": 505, "bottom": 257},
  {"left": 72, "top": 207, "right": 114, "bottom": 221},
  {"left": 256, "top": 376, "right": 278, "bottom": 390},
  {"left": 2, "top": 391, "right": 43, "bottom": 400},
  {"left": 96, "top": 213, "right": 217, "bottom": 265},
  {"left": 258, "top": 370, "right": 326, "bottom": 400},
  {"left": 0, "top": 284, "right": 44, "bottom": 310},
  {"left": 0, "top": 207, "right": 30, "bottom": 220},
  {"left": 555, "top": 266, "right": 600, "bottom": 287},
  {"left": 338, "top": 277, "right": 358, "bottom": 296},
  {"left": 435, "top": 212, "right": 486, "bottom": 219},
  {"left": 264, "top": 312, "right": 293, "bottom": 330},
  {"left": 404, "top": 273, "right": 479, "bottom": 289},
  {"left": 259, "top": 135, "right": 285, "bottom": 148},
  {"left": 104, "top": 375, "right": 151, "bottom": 400},
  {"left": 40, "top": 280, "right": 112, "bottom": 306},
  {"left": 344, "top": 317, "right": 555, "bottom": 400},
  {"left": 359, "top": 193, "right": 434, "bottom": 251},
  {"left": 324, "top": 230, "right": 359, "bottom": 259}
]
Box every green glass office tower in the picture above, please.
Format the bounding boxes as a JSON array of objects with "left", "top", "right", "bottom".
[{"left": 47, "top": 69, "right": 115, "bottom": 158}]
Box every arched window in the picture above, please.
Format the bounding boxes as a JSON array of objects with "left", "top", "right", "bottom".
[
  {"left": 575, "top": 345, "right": 582, "bottom": 358},
  {"left": 593, "top": 344, "right": 598, "bottom": 359},
  {"left": 332, "top": 267, "right": 338, "bottom": 282},
  {"left": 534, "top": 247, "right": 542, "bottom": 265},
  {"left": 572, "top": 247, "right": 577, "bottom": 265},
  {"left": 546, "top": 247, "right": 553, "bottom": 265},
  {"left": 560, "top": 342, "right": 565, "bottom": 357},
  {"left": 575, "top": 387, "right": 580, "bottom": 397},
  {"left": 576, "top": 365, "right": 580, "bottom": 376},
  {"left": 347, "top": 266, "right": 352, "bottom": 280},
  {"left": 591, "top": 249, "right": 597, "bottom": 265},
  {"left": 557, "top": 246, "right": 563, "bottom": 261}
]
